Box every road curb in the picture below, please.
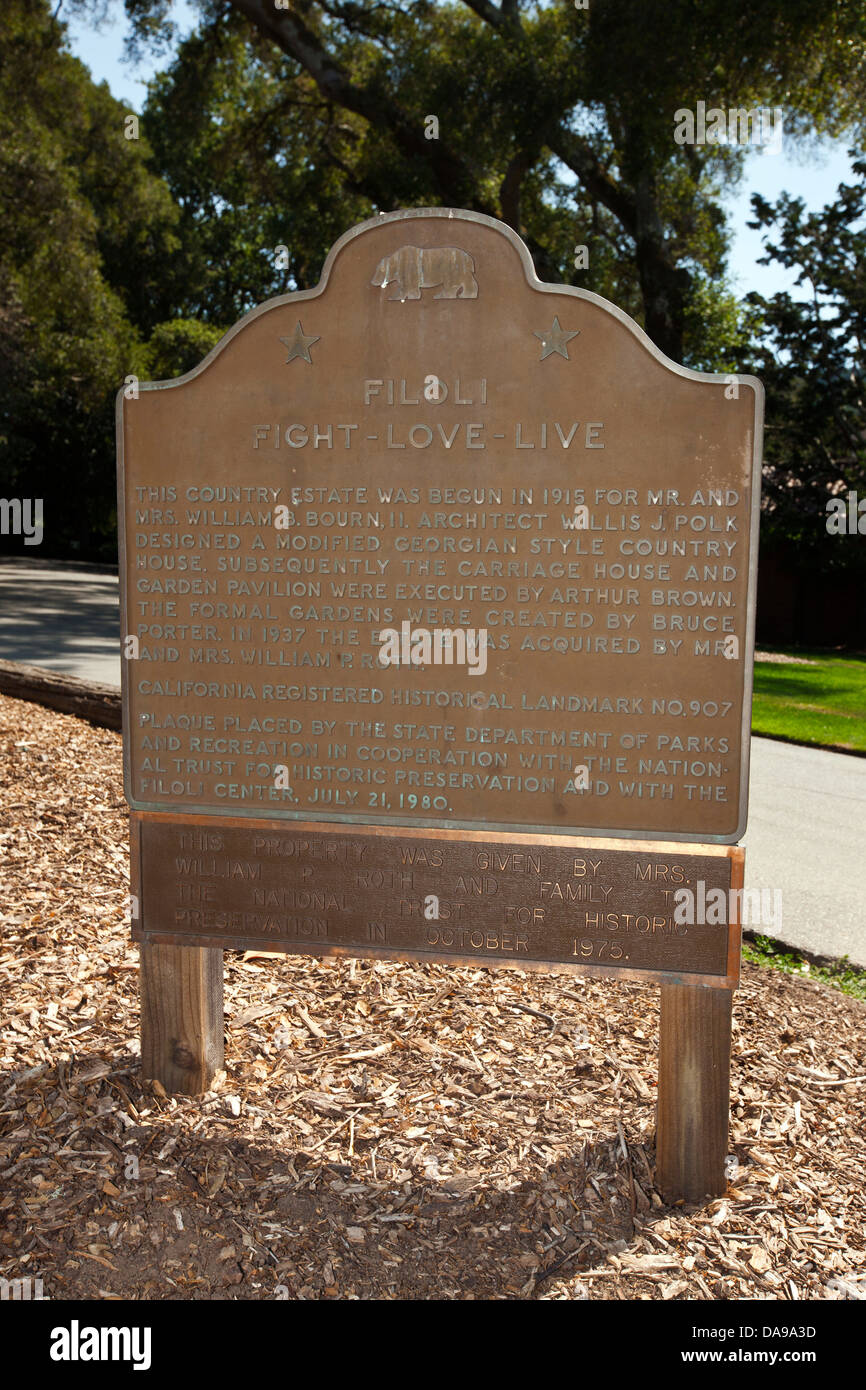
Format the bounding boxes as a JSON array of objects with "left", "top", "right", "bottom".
[
  {"left": 0, "top": 660, "right": 121, "bottom": 730},
  {"left": 752, "top": 729, "right": 866, "bottom": 759}
]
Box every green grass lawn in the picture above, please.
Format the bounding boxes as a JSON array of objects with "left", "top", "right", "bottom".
[{"left": 751, "top": 646, "right": 866, "bottom": 752}]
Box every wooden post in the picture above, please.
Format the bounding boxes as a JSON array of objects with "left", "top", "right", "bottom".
[
  {"left": 656, "top": 983, "right": 732, "bottom": 1203},
  {"left": 140, "top": 943, "right": 224, "bottom": 1095}
]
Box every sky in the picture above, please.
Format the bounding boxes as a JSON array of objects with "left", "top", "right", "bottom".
[{"left": 62, "top": 0, "right": 860, "bottom": 301}]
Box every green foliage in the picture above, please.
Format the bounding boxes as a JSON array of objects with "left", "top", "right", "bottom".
[
  {"left": 0, "top": 1, "right": 136, "bottom": 556},
  {"left": 743, "top": 934, "right": 866, "bottom": 1001},
  {"left": 131, "top": 0, "right": 866, "bottom": 358},
  {"left": 684, "top": 276, "right": 766, "bottom": 373},
  {"left": 143, "top": 318, "right": 227, "bottom": 380},
  {"left": 141, "top": 18, "right": 374, "bottom": 318},
  {"left": 0, "top": 0, "right": 197, "bottom": 558},
  {"left": 4, "top": 0, "right": 866, "bottom": 560},
  {"left": 745, "top": 159, "right": 866, "bottom": 570}
]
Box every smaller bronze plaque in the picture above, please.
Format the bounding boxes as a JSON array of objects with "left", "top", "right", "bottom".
[{"left": 132, "top": 814, "right": 742, "bottom": 988}]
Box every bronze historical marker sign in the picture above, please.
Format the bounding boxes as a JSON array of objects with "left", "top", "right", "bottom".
[
  {"left": 118, "top": 208, "right": 762, "bottom": 847},
  {"left": 121, "top": 216, "right": 756, "bottom": 1200}
]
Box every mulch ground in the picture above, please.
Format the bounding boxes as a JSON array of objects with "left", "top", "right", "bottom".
[{"left": 1, "top": 690, "right": 865, "bottom": 1302}]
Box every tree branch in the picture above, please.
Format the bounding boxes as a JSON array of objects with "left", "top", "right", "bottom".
[
  {"left": 227, "top": 0, "right": 494, "bottom": 211},
  {"left": 546, "top": 129, "right": 637, "bottom": 236},
  {"left": 460, "top": 0, "right": 507, "bottom": 26},
  {"left": 460, "top": 0, "right": 522, "bottom": 32},
  {"left": 499, "top": 148, "right": 533, "bottom": 230}
]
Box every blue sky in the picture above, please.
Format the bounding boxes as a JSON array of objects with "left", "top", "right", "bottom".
[{"left": 63, "top": 1, "right": 859, "bottom": 301}]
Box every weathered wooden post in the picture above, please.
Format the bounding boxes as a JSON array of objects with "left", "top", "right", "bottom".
[
  {"left": 656, "top": 983, "right": 733, "bottom": 1201},
  {"left": 140, "top": 942, "right": 223, "bottom": 1095}
]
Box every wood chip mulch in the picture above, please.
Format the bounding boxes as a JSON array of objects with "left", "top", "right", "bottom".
[{"left": 1, "top": 691, "right": 865, "bottom": 1302}]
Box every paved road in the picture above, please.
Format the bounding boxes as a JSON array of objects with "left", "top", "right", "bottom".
[
  {"left": 744, "top": 738, "right": 866, "bottom": 966},
  {"left": 0, "top": 559, "right": 120, "bottom": 685},
  {"left": 1, "top": 560, "right": 864, "bottom": 964}
]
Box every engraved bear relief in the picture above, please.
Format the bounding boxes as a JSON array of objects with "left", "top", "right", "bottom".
[{"left": 371, "top": 245, "right": 478, "bottom": 301}]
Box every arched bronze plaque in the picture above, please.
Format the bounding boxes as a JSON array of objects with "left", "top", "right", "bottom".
[{"left": 118, "top": 209, "right": 762, "bottom": 844}]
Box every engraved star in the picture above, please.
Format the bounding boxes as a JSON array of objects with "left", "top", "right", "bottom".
[
  {"left": 534, "top": 315, "right": 580, "bottom": 361},
  {"left": 280, "top": 321, "right": 320, "bottom": 364}
]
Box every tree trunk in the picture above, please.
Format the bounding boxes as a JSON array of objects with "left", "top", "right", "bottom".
[{"left": 633, "top": 174, "right": 690, "bottom": 362}]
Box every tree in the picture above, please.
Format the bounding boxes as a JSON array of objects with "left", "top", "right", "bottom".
[
  {"left": 0, "top": 0, "right": 192, "bottom": 557},
  {"left": 9, "top": 0, "right": 866, "bottom": 561},
  {"left": 108, "top": 0, "right": 866, "bottom": 363},
  {"left": 746, "top": 159, "right": 866, "bottom": 571}
]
